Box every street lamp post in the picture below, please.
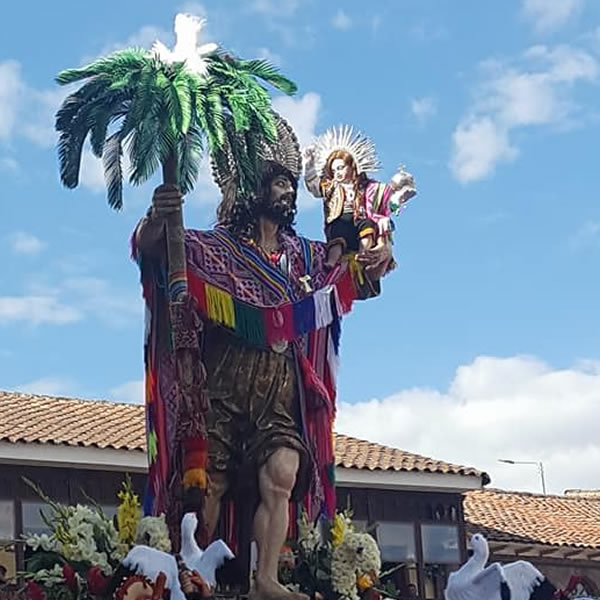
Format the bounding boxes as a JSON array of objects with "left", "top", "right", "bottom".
[{"left": 498, "top": 459, "right": 547, "bottom": 495}]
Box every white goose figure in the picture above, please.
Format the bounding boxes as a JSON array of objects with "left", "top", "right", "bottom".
[
  {"left": 122, "top": 512, "right": 234, "bottom": 597},
  {"left": 445, "top": 534, "right": 555, "bottom": 600}
]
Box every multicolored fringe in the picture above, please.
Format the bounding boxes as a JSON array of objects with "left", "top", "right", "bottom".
[
  {"left": 186, "top": 265, "right": 359, "bottom": 349},
  {"left": 132, "top": 225, "right": 375, "bottom": 544}
]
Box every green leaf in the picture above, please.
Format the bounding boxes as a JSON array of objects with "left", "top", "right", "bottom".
[
  {"left": 174, "top": 71, "right": 193, "bottom": 135},
  {"left": 178, "top": 125, "right": 204, "bottom": 194},
  {"left": 102, "top": 133, "right": 123, "bottom": 210},
  {"left": 56, "top": 49, "right": 150, "bottom": 85}
]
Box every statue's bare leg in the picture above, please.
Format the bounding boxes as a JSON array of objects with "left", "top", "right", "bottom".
[
  {"left": 251, "top": 447, "right": 308, "bottom": 600},
  {"left": 204, "top": 471, "right": 229, "bottom": 538}
]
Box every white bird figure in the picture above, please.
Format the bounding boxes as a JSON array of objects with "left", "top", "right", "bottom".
[
  {"left": 122, "top": 512, "right": 234, "bottom": 598},
  {"left": 151, "top": 13, "right": 218, "bottom": 75},
  {"left": 122, "top": 545, "right": 185, "bottom": 600},
  {"left": 445, "top": 533, "right": 556, "bottom": 600},
  {"left": 179, "top": 513, "right": 235, "bottom": 588}
]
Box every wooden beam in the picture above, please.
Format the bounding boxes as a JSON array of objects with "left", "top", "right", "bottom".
[
  {"left": 562, "top": 549, "right": 586, "bottom": 559},
  {"left": 514, "top": 546, "right": 536, "bottom": 555},
  {"left": 538, "top": 547, "right": 562, "bottom": 557}
]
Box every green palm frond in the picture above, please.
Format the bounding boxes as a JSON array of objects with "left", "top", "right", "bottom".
[
  {"left": 56, "top": 49, "right": 149, "bottom": 85},
  {"left": 178, "top": 125, "right": 204, "bottom": 194},
  {"left": 102, "top": 133, "right": 124, "bottom": 210},
  {"left": 235, "top": 58, "right": 298, "bottom": 95},
  {"left": 90, "top": 95, "right": 129, "bottom": 157},
  {"left": 55, "top": 43, "right": 298, "bottom": 209},
  {"left": 128, "top": 103, "right": 163, "bottom": 186}
]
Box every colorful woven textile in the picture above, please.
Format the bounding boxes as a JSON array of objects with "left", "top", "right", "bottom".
[{"left": 132, "top": 225, "right": 365, "bottom": 533}]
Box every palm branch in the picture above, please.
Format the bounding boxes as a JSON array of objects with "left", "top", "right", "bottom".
[{"left": 55, "top": 47, "right": 297, "bottom": 209}]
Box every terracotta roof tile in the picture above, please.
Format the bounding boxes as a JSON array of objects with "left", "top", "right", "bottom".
[
  {"left": 334, "top": 433, "right": 488, "bottom": 482},
  {"left": 0, "top": 391, "right": 486, "bottom": 482},
  {"left": 0, "top": 390, "right": 146, "bottom": 451},
  {"left": 465, "top": 489, "right": 600, "bottom": 549}
]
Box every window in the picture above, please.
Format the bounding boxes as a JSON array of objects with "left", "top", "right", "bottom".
[
  {"left": 376, "top": 522, "right": 416, "bottom": 562},
  {"left": 22, "top": 501, "right": 52, "bottom": 536},
  {"left": 0, "top": 500, "right": 16, "bottom": 580},
  {"left": 0, "top": 501, "right": 14, "bottom": 540},
  {"left": 421, "top": 524, "right": 460, "bottom": 564}
]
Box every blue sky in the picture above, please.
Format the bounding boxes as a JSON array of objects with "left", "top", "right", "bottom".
[{"left": 2, "top": 0, "right": 600, "bottom": 494}]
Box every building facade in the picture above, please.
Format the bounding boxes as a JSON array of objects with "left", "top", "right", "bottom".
[
  {"left": 0, "top": 390, "right": 487, "bottom": 599},
  {"left": 465, "top": 489, "right": 600, "bottom": 597}
]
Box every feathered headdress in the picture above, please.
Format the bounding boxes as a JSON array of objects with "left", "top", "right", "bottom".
[{"left": 311, "top": 125, "right": 380, "bottom": 177}]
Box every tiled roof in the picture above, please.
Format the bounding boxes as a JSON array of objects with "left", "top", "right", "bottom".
[
  {"left": 0, "top": 390, "right": 146, "bottom": 451},
  {"left": 0, "top": 390, "right": 486, "bottom": 481},
  {"left": 334, "top": 433, "right": 488, "bottom": 482},
  {"left": 465, "top": 489, "right": 600, "bottom": 549}
]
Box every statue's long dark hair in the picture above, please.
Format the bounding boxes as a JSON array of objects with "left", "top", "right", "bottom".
[{"left": 216, "top": 161, "right": 298, "bottom": 239}]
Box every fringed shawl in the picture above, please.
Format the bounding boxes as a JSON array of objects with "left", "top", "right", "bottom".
[{"left": 133, "top": 226, "right": 365, "bottom": 532}]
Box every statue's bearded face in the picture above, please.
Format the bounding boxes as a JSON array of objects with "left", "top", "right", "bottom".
[{"left": 258, "top": 174, "right": 297, "bottom": 227}]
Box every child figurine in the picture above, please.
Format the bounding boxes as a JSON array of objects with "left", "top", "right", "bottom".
[{"left": 304, "top": 125, "right": 416, "bottom": 267}]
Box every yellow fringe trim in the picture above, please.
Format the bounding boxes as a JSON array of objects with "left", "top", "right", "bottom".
[{"left": 205, "top": 284, "right": 235, "bottom": 328}]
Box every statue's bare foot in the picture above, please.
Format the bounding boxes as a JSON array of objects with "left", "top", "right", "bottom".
[{"left": 250, "top": 576, "right": 309, "bottom": 600}]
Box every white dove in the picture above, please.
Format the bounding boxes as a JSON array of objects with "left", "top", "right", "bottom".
[
  {"left": 122, "top": 512, "right": 234, "bottom": 597},
  {"left": 152, "top": 13, "right": 218, "bottom": 75},
  {"left": 179, "top": 513, "right": 235, "bottom": 588},
  {"left": 445, "top": 533, "right": 556, "bottom": 600}
]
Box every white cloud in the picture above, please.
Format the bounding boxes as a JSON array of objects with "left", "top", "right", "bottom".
[
  {"left": 0, "top": 157, "right": 18, "bottom": 171},
  {"left": 60, "top": 276, "right": 143, "bottom": 327},
  {"left": 0, "top": 273, "right": 141, "bottom": 328},
  {"left": 0, "top": 296, "right": 82, "bottom": 325},
  {"left": 97, "top": 25, "right": 171, "bottom": 57},
  {"left": 0, "top": 59, "right": 66, "bottom": 149},
  {"left": 336, "top": 355, "right": 600, "bottom": 495},
  {"left": 272, "top": 91, "right": 321, "bottom": 148},
  {"left": 569, "top": 220, "right": 600, "bottom": 250},
  {"left": 10, "top": 232, "right": 45, "bottom": 255},
  {"left": 21, "top": 87, "right": 67, "bottom": 148},
  {"left": 522, "top": 0, "right": 584, "bottom": 32},
  {"left": 178, "top": 1, "right": 208, "bottom": 17},
  {"left": 332, "top": 9, "right": 352, "bottom": 31},
  {"left": 410, "top": 96, "right": 437, "bottom": 123},
  {"left": 450, "top": 44, "right": 598, "bottom": 183},
  {"left": 0, "top": 60, "right": 25, "bottom": 140},
  {"left": 371, "top": 14, "right": 382, "bottom": 33},
  {"left": 450, "top": 117, "right": 518, "bottom": 183},
  {"left": 257, "top": 47, "right": 283, "bottom": 67},
  {"left": 251, "top": 0, "right": 300, "bottom": 17},
  {"left": 80, "top": 148, "right": 109, "bottom": 193},
  {"left": 109, "top": 379, "right": 144, "bottom": 404},
  {"left": 186, "top": 155, "right": 222, "bottom": 208},
  {"left": 16, "top": 377, "right": 75, "bottom": 396}
]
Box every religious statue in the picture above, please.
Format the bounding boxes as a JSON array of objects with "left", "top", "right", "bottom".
[
  {"left": 304, "top": 126, "right": 416, "bottom": 267},
  {"left": 133, "top": 143, "right": 393, "bottom": 599},
  {"left": 51, "top": 9, "right": 397, "bottom": 600}
]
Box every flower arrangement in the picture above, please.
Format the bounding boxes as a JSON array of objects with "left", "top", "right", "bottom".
[
  {"left": 279, "top": 511, "right": 387, "bottom": 600},
  {"left": 18, "top": 477, "right": 170, "bottom": 600}
]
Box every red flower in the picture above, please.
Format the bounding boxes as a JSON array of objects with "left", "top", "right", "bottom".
[
  {"left": 62, "top": 564, "right": 78, "bottom": 593},
  {"left": 25, "top": 581, "right": 46, "bottom": 600},
  {"left": 87, "top": 567, "right": 110, "bottom": 596}
]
